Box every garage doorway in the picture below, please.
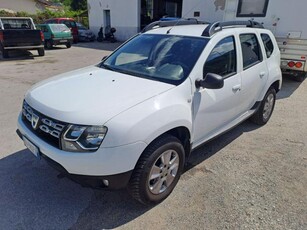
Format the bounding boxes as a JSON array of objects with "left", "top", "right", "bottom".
[{"left": 140, "top": 0, "right": 182, "bottom": 29}]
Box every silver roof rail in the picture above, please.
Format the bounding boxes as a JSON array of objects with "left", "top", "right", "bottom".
[
  {"left": 142, "top": 18, "right": 208, "bottom": 33},
  {"left": 202, "top": 20, "right": 264, "bottom": 37}
]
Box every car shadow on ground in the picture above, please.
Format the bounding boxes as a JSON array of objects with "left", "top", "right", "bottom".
[
  {"left": 0, "top": 50, "right": 38, "bottom": 61},
  {"left": 186, "top": 120, "right": 259, "bottom": 172},
  {"left": 277, "top": 74, "right": 304, "bottom": 100},
  {"left": 0, "top": 120, "right": 260, "bottom": 230},
  {"left": 0, "top": 148, "right": 151, "bottom": 230}
]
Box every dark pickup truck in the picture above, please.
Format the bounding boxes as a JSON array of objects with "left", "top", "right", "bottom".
[{"left": 0, "top": 17, "right": 45, "bottom": 58}]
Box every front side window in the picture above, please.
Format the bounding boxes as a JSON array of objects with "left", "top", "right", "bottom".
[
  {"left": 203, "top": 36, "right": 237, "bottom": 78},
  {"left": 261, "top": 33, "right": 274, "bottom": 58},
  {"left": 101, "top": 34, "right": 208, "bottom": 85},
  {"left": 240, "top": 34, "right": 262, "bottom": 69}
]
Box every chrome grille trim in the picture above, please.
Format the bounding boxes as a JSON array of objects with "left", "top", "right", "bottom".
[{"left": 22, "top": 101, "right": 67, "bottom": 147}]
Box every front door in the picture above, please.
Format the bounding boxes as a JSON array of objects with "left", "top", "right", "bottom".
[{"left": 192, "top": 36, "right": 243, "bottom": 146}]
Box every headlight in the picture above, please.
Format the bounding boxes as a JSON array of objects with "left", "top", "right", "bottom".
[{"left": 61, "top": 125, "right": 107, "bottom": 152}]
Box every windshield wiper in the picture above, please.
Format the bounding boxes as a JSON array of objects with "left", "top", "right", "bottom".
[{"left": 100, "top": 63, "right": 116, "bottom": 71}]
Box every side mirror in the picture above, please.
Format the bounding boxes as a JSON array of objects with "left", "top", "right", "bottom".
[{"left": 195, "top": 73, "right": 224, "bottom": 89}]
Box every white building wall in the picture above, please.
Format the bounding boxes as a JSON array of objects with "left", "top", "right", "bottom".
[
  {"left": 0, "top": 0, "right": 41, "bottom": 14},
  {"left": 182, "top": 0, "right": 224, "bottom": 23},
  {"left": 183, "top": 0, "right": 307, "bottom": 38},
  {"left": 88, "top": 0, "right": 140, "bottom": 41}
]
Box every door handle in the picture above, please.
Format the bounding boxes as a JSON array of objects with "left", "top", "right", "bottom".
[
  {"left": 232, "top": 84, "right": 241, "bottom": 92},
  {"left": 260, "top": 72, "right": 266, "bottom": 78}
]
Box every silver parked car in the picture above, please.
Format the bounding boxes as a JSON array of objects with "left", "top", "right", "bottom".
[{"left": 77, "top": 22, "right": 95, "bottom": 42}]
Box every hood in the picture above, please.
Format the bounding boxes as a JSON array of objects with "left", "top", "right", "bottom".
[{"left": 25, "top": 66, "right": 174, "bottom": 125}]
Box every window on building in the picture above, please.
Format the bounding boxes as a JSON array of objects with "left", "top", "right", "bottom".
[
  {"left": 237, "top": 0, "right": 269, "bottom": 17},
  {"left": 240, "top": 34, "right": 263, "bottom": 69},
  {"left": 203, "top": 36, "right": 237, "bottom": 78},
  {"left": 261, "top": 33, "right": 274, "bottom": 58}
]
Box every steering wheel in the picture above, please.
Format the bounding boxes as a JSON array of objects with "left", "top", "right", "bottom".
[{"left": 170, "top": 61, "right": 190, "bottom": 76}]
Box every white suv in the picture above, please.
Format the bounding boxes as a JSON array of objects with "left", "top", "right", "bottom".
[{"left": 17, "top": 20, "right": 282, "bottom": 205}]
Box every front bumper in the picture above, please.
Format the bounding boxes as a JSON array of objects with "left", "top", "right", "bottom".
[{"left": 17, "top": 113, "right": 147, "bottom": 188}]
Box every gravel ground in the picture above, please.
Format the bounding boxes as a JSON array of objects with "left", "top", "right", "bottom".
[{"left": 0, "top": 43, "right": 306, "bottom": 230}]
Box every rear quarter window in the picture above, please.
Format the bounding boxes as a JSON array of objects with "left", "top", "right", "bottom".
[{"left": 261, "top": 33, "right": 274, "bottom": 58}]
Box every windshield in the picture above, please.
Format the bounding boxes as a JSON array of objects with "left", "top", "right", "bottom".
[
  {"left": 101, "top": 34, "right": 208, "bottom": 85},
  {"left": 77, "top": 23, "right": 87, "bottom": 30}
]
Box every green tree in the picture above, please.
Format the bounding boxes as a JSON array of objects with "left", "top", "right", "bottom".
[{"left": 71, "top": 0, "right": 87, "bottom": 11}]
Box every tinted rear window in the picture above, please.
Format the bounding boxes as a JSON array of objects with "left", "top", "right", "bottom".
[
  {"left": 50, "top": 24, "right": 70, "bottom": 32},
  {"left": 2, "top": 19, "right": 32, "bottom": 29}
]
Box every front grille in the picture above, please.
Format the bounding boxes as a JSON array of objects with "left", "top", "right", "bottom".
[{"left": 22, "top": 100, "right": 67, "bottom": 149}]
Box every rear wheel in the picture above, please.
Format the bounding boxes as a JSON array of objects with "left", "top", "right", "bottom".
[
  {"left": 128, "top": 134, "right": 185, "bottom": 205},
  {"left": 294, "top": 72, "right": 306, "bottom": 82},
  {"left": 66, "top": 42, "right": 71, "bottom": 48},
  {"left": 2, "top": 49, "right": 9, "bottom": 58},
  {"left": 38, "top": 48, "right": 45, "bottom": 56},
  {"left": 250, "top": 88, "right": 276, "bottom": 125}
]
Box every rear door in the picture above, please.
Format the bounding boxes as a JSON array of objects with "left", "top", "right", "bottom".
[{"left": 238, "top": 33, "right": 268, "bottom": 111}]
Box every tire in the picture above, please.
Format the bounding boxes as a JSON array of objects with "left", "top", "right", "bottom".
[
  {"left": 128, "top": 134, "right": 185, "bottom": 205},
  {"left": 45, "top": 41, "right": 53, "bottom": 49},
  {"left": 294, "top": 72, "right": 306, "bottom": 82},
  {"left": 250, "top": 87, "right": 276, "bottom": 125},
  {"left": 66, "top": 42, "right": 71, "bottom": 48},
  {"left": 2, "top": 49, "right": 9, "bottom": 58},
  {"left": 38, "top": 48, "right": 45, "bottom": 56}
]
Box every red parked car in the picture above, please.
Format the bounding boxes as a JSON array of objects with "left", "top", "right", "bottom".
[{"left": 44, "top": 18, "right": 78, "bottom": 43}]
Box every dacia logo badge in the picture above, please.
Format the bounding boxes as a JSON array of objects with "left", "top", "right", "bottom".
[{"left": 31, "top": 113, "right": 39, "bottom": 129}]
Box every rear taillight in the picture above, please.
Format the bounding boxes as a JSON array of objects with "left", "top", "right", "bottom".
[
  {"left": 295, "top": 62, "right": 303, "bottom": 68},
  {"left": 287, "top": 61, "right": 303, "bottom": 69},
  {"left": 0, "top": 31, "right": 3, "bottom": 41},
  {"left": 40, "top": 31, "right": 44, "bottom": 41},
  {"left": 288, "top": 61, "right": 295, "bottom": 68}
]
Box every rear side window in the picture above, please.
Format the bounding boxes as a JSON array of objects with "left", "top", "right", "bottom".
[
  {"left": 261, "top": 33, "right": 274, "bottom": 58},
  {"left": 41, "top": 26, "right": 48, "bottom": 32},
  {"left": 203, "top": 36, "right": 237, "bottom": 78},
  {"left": 60, "top": 20, "right": 76, "bottom": 28},
  {"left": 240, "top": 34, "right": 262, "bottom": 69}
]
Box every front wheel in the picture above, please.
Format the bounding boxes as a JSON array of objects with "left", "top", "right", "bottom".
[
  {"left": 45, "top": 41, "right": 52, "bottom": 49},
  {"left": 128, "top": 134, "right": 185, "bottom": 205},
  {"left": 66, "top": 42, "right": 71, "bottom": 48},
  {"left": 250, "top": 88, "right": 276, "bottom": 125}
]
